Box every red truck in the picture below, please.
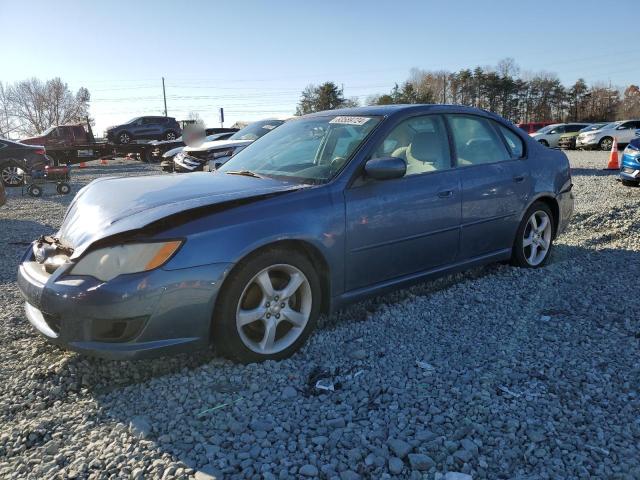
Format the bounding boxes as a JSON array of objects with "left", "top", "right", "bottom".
[{"left": 20, "top": 121, "right": 153, "bottom": 165}]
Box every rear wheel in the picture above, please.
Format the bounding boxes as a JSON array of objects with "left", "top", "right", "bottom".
[
  {"left": 599, "top": 137, "right": 613, "bottom": 151},
  {"left": 212, "top": 248, "right": 321, "bottom": 363},
  {"left": 56, "top": 183, "right": 71, "bottom": 195},
  {"left": 27, "top": 184, "right": 42, "bottom": 197},
  {"left": 1, "top": 163, "right": 24, "bottom": 187},
  {"left": 511, "top": 202, "right": 555, "bottom": 268}
]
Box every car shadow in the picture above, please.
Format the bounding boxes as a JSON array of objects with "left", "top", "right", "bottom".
[
  {"left": 46, "top": 242, "right": 634, "bottom": 477},
  {"left": 570, "top": 167, "right": 619, "bottom": 177}
]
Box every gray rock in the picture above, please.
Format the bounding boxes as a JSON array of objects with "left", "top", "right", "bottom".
[
  {"left": 129, "top": 416, "right": 152, "bottom": 439},
  {"left": 299, "top": 464, "right": 318, "bottom": 477},
  {"left": 408, "top": 454, "right": 435, "bottom": 471},
  {"left": 445, "top": 473, "right": 473, "bottom": 480},
  {"left": 388, "top": 438, "right": 412, "bottom": 458},
  {"left": 389, "top": 457, "right": 404, "bottom": 475},
  {"left": 282, "top": 386, "right": 297, "bottom": 399}
]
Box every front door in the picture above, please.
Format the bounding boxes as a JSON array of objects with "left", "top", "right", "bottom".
[{"left": 344, "top": 114, "right": 461, "bottom": 291}]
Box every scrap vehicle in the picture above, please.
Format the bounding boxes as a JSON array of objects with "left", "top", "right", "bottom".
[
  {"left": 530, "top": 123, "right": 590, "bottom": 148},
  {"left": 150, "top": 127, "right": 239, "bottom": 161},
  {"left": 104, "top": 116, "right": 182, "bottom": 144},
  {"left": 576, "top": 119, "right": 640, "bottom": 150},
  {"left": 159, "top": 131, "right": 240, "bottom": 172},
  {"left": 620, "top": 137, "right": 640, "bottom": 186},
  {"left": 20, "top": 120, "right": 155, "bottom": 165},
  {"left": 16, "top": 105, "right": 574, "bottom": 361},
  {"left": 557, "top": 123, "right": 606, "bottom": 150},
  {"left": 173, "top": 119, "right": 285, "bottom": 173},
  {"left": 0, "top": 138, "right": 51, "bottom": 187}
]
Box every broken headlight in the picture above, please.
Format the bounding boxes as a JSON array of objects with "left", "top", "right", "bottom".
[{"left": 70, "top": 241, "right": 183, "bottom": 281}]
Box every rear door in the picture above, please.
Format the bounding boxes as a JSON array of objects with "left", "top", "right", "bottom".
[
  {"left": 344, "top": 114, "right": 461, "bottom": 290},
  {"left": 448, "top": 115, "right": 530, "bottom": 260}
]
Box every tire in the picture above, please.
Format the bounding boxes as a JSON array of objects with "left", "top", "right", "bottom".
[
  {"left": 511, "top": 202, "right": 555, "bottom": 268},
  {"left": 212, "top": 247, "right": 321, "bottom": 363},
  {"left": 621, "top": 179, "right": 639, "bottom": 187},
  {"left": 56, "top": 182, "right": 71, "bottom": 195},
  {"left": 599, "top": 137, "right": 613, "bottom": 151},
  {"left": 1, "top": 162, "right": 25, "bottom": 187},
  {"left": 164, "top": 131, "right": 177, "bottom": 141},
  {"left": 27, "top": 184, "right": 42, "bottom": 197},
  {"left": 117, "top": 131, "right": 131, "bottom": 144},
  {"left": 538, "top": 139, "right": 549, "bottom": 147}
]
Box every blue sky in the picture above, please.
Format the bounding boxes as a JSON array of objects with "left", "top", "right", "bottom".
[{"left": 2, "top": 0, "right": 638, "bottom": 133}]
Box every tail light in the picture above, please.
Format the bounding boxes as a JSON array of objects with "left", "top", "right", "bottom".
[{"left": 34, "top": 149, "right": 46, "bottom": 155}]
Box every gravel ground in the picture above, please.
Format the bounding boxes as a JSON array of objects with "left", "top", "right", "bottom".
[{"left": 0, "top": 152, "right": 639, "bottom": 480}]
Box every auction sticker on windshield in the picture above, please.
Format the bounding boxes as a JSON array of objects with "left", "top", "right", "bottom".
[{"left": 329, "top": 116, "right": 372, "bottom": 126}]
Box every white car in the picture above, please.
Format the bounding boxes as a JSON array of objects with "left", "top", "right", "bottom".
[
  {"left": 576, "top": 119, "right": 640, "bottom": 151},
  {"left": 530, "top": 123, "right": 590, "bottom": 148},
  {"left": 174, "top": 119, "right": 285, "bottom": 173}
]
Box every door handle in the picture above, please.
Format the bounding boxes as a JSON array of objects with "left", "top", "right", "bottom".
[
  {"left": 437, "top": 190, "right": 454, "bottom": 198},
  {"left": 513, "top": 175, "right": 525, "bottom": 183}
]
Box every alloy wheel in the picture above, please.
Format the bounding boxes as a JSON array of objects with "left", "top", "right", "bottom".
[
  {"left": 119, "top": 133, "right": 130, "bottom": 144},
  {"left": 236, "top": 264, "right": 312, "bottom": 355},
  {"left": 600, "top": 138, "right": 613, "bottom": 151},
  {"left": 166, "top": 132, "right": 176, "bottom": 140},
  {"left": 1, "top": 166, "right": 24, "bottom": 186},
  {"left": 522, "top": 210, "right": 552, "bottom": 266}
]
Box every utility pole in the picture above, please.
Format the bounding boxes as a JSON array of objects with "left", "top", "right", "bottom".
[{"left": 162, "top": 77, "right": 167, "bottom": 117}]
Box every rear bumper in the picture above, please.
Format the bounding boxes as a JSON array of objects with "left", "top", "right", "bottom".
[{"left": 17, "top": 244, "right": 232, "bottom": 360}]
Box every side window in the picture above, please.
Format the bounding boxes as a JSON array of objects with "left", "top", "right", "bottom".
[
  {"left": 372, "top": 115, "right": 451, "bottom": 176},
  {"left": 497, "top": 124, "right": 525, "bottom": 158},
  {"left": 447, "top": 115, "right": 511, "bottom": 167},
  {"left": 619, "top": 122, "right": 633, "bottom": 130}
]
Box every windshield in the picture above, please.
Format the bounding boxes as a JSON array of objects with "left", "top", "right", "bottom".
[
  {"left": 602, "top": 121, "right": 622, "bottom": 130},
  {"left": 581, "top": 123, "right": 604, "bottom": 132},
  {"left": 219, "top": 115, "right": 382, "bottom": 184},
  {"left": 229, "top": 120, "right": 285, "bottom": 141},
  {"left": 537, "top": 124, "right": 560, "bottom": 134}
]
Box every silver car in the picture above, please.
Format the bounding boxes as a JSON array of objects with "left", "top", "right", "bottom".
[
  {"left": 531, "top": 123, "right": 590, "bottom": 148},
  {"left": 576, "top": 120, "right": 640, "bottom": 150}
]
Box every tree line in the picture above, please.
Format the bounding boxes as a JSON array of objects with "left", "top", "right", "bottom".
[
  {"left": 298, "top": 58, "right": 640, "bottom": 123},
  {"left": 0, "top": 78, "right": 91, "bottom": 138}
]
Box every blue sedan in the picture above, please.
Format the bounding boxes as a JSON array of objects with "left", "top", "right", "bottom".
[
  {"left": 17, "top": 105, "right": 574, "bottom": 362},
  {"left": 620, "top": 137, "right": 640, "bottom": 186}
]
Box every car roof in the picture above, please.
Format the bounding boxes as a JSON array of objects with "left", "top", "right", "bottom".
[{"left": 303, "top": 104, "right": 507, "bottom": 122}]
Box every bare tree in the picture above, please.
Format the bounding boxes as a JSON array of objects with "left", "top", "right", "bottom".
[
  {"left": 187, "top": 111, "right": 204, "bottom": 125},
  {"left": 4, "top": 78, "right": 91, "bottom": 136}
]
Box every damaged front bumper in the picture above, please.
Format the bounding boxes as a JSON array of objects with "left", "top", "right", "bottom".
[{"left": 17, "top": 243, "right": 232, "bottom": 360}]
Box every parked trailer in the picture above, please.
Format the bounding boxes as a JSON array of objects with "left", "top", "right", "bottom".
[{"left": 20, "top": 121, "right": 155, "bottom": 165}]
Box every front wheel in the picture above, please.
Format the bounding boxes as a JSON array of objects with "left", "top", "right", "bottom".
[
  {"left": 117, "top": 131, "right": 131, "bottom": 144},
  {"left": 599, "top": 137, "right": 613, "bottom": 151},
  {"left": 164, "top": 131, "right": 177, "bottom": 141},
  {"left": 212, "top": 248, "right": 321, "bottom": 363},
  {"left": 511, "top": 202, "right": 555, "bottom": 268},
  {"left": 538, "top": 139, "right": 549, "bottom": 147}
]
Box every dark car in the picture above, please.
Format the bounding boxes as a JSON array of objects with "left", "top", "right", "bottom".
[
  {"left": 105, "top": 116, "right": 182, "bottom": 144},
  {"left": 0, "top": 139, "right": 51, "bottom": 187},
  {"left": 150, "top": 127, "right": 239, "bottom": 161},
  {"left": 17, "top": 105, "right": 573, "bottom": 362}
]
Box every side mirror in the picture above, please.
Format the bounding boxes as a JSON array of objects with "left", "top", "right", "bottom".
[
  {"left": 364, "top": 157, "right": 406, "bottom": 180},
  {"left": 549, "top": 130, "right": 557, "bottom": 134},
  {"left": 616, "top": 125, "right": 627, "bottom": 130}
]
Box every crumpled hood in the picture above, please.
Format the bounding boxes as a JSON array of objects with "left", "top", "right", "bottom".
[
  {"left": 184, "top": 138, "right": 252, "bottom": 153},
  {"left": 59, "top": 172, "right": 304, "bottom": 258}
]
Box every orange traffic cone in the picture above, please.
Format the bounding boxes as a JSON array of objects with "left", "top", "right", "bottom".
[
  {"left": 79, "top": 161, "right": 87, "bottom": 168},
  {"left": 605, "top": 137, "right": 620, "bottom": 170}
]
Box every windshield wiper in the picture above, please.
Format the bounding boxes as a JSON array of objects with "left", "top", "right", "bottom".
[{"left": 224, "top": 170, "right": 264, "bottom": 179}]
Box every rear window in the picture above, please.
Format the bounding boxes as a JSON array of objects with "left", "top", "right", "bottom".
[{"left": 496, "top": 124, "right": 525, "bottom": 158}]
